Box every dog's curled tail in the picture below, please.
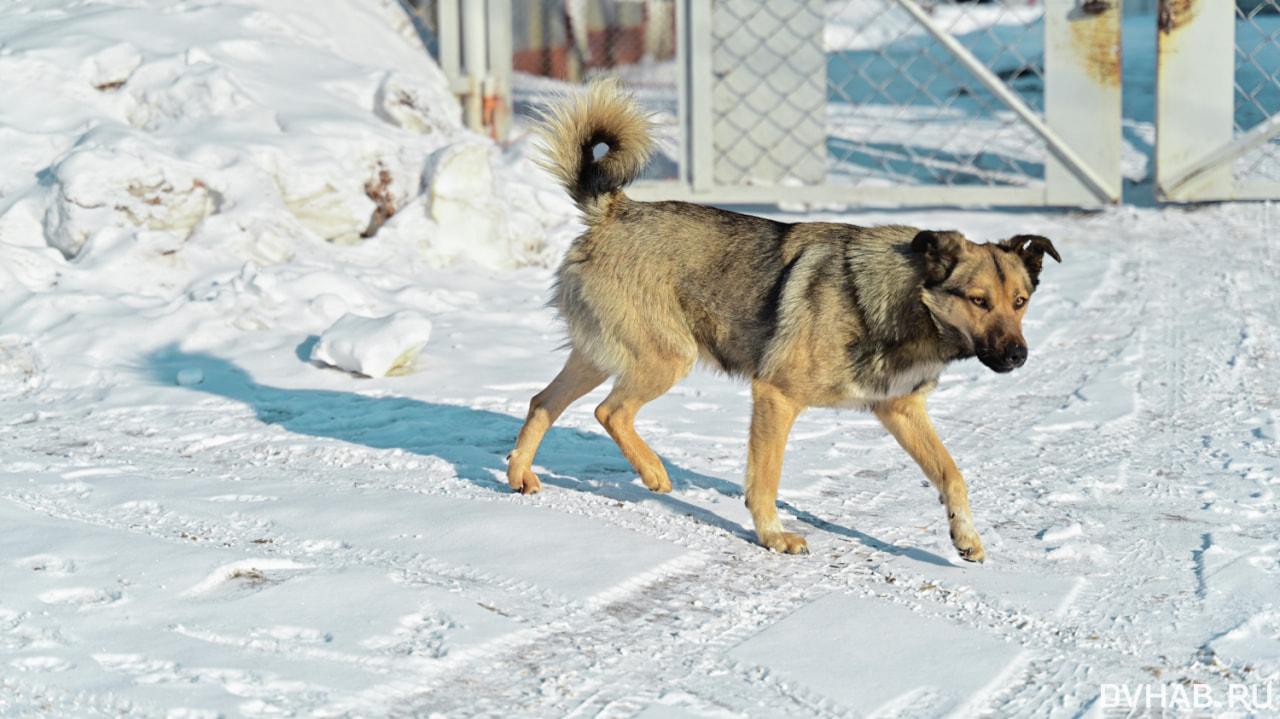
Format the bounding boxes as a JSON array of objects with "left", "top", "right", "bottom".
[{"left": 534, "top": 78, "right": 655, "bottom": 221}]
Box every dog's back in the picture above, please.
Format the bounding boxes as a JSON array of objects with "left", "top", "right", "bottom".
[{"left": 538, "top": 80, "right": 842, "bottom": 379}]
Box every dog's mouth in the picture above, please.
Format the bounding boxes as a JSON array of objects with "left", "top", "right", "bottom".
[
  {"left": 976, "top": 344, "right": 1027, "bottom": 374},
  {"left": 980, "top": 357, "right": 1018, "bottom": 373}
]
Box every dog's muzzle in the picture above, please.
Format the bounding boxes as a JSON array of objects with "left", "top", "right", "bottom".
[{"left": 978, "top": 342, "right": 1027, "bottom": 373}]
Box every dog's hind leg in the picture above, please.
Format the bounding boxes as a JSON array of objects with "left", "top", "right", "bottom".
[
  {"left": 507, "top": 348, "right": 609, "bottom": 494},
  {"left": 744, "top": 380, "right": 808, "bottom": 554},
  {"left": 593, "top": 354, "right": 692, "bottom": 493},
  {"left": 872, "top": 392, "right": 985, "bottom": 563}
]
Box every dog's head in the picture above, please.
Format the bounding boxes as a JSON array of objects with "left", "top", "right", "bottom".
[{"left": 912, "top": 230, "right": 1061, "bottom": 373}]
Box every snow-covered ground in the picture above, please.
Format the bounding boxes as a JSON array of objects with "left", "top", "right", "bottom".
[{"left": 2, "top": 1, "right": 1279, "bottom": 718}]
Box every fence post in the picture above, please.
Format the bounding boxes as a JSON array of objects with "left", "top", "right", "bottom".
[
  {"left": 487, "top": 0, "right": 513, "bottom": 140},
  {"left": 1043, "top": 0, "right": 1122, "bottom": 205},
  {"left": 674, "top": 0, "right": 689, "bottom": 187},
  {"left": 685, "top": 0, "right": 713, "bottom": 193},
  {"left": 1155, "top": 0, "right": 1234, "bottom": 201},
  {"left": 437, "top": 0, "right": 461, "bottom": 88},
  {"left": 461, "top": 1, "right": 489, "bottom": 134}
]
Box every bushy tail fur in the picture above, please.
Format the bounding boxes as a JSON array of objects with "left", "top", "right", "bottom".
[{"left": 534, "top": 78, "right": 655, "bottom": 223}]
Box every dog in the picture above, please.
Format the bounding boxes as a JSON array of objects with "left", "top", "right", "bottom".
[{"left": 506, "top": 79, "right": 1060, "bottom": 561}]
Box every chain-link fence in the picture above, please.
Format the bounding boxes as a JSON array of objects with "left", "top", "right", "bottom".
[
  {"left": 690, "top": 0, "right": 1121, "bottom": 205},
  {"left": 406, "top": 0, "right": 681, "bottom": 178},
  {"left": 413, "top": 0, "right": 1280, "bottom": 206},
  {"left": 823, "top": 2, "right": 1047, "bottom": 190},
  {"left": 404, "top": 0, "right": 676, "bottom": 80},
  {"left": 1234, "top": 1, "right": 1280, "bottom": 183},
  {"left": 400, "top": 0, "right": 439, "bottom": 57},
  {"left": 501, "top": 0, "right": 1119, "bottom": 206},
  {"left": 490, "top": 1, "right": 683, "bottom": 183},
  {"left": 509, "top": 0, "right": 673, "bottom": 80},
  {"left": 487, "top": 0, "right": 1071, "bottom": 201}
]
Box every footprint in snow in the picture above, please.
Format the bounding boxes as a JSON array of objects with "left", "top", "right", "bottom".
[
  {"left": 182, "top": 559, "right": 315, "bottom": 600},
  {"left": 37, "top": 587, "right": 122, "bottom": 607},
  {"left": 19, "top": 554, "right": 77, "bottom": 575},
  {"left": 9, "top": 655, "right": 74, "bottom": 673}
]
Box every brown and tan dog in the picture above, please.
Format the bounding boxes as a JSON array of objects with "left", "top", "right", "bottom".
[{"left": 506, "top": 79, "right": 1060, "bottom": 561}]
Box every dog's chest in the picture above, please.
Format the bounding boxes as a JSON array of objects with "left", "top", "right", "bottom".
[{"left": 830, "top": 359, "right": 945, "bottom": 408}]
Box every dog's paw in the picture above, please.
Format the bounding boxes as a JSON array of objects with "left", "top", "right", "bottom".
[
  {"left": 760, "top": 531, "right": 809, "bottom": 555},
  {"left": 950, "top": 527, "right": 985, "bottom": 563},
  {"left": 505, "top": 453, "right": 543, "bottom": 494},
  {"left": 508, "top": 469, "right": 542, "bottom": 494},
  {"left": 636, "top": 461, "right": 672, "bottom": 493},
  {"left": 642, "top": 474, "right": 672, "bottom": 493}
]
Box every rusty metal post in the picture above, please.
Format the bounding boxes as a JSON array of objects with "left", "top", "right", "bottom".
[
  {"left": 1044, "top": 0, "right": 1123, "bottom": 205},
  {"left": 486, "top": 0, "right": 512, "bottom": 141},
  {"left": 461, "top": 0, "right": 488, "bottom": 134},
  {"left": 1156, "top": 0, "right": 1234, "bottom": 201}
]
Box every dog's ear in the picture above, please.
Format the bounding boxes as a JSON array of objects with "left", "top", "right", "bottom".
[
  {"left": 999, "top": 234, "right": 1061, "bottom": 288},
  {"left": 912, "top": 230, "right": 966, "bottom": 287}
]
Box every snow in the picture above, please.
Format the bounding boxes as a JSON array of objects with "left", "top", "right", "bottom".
[
  {"left": 310, "top": 311, "right": 433, "bottom": 378},
  {"left": 729, "top": 595, "right": 1026, "bottom": 716},
  {"left": 1, "top": 1, "right": 1279, "bottom": 718}
]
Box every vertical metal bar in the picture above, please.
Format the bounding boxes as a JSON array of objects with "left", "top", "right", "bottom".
[
  {"left": 674, "top": 0, "right": 688, "bottom": 187},
  {"left": 1043, "top": 0, "right": 1122, "bottom": 206},
  {"left": 461, "top": 0, "right": 488, "bottom": 133},
  {"left": 686, "top": 0, "right": 713, "bottom": 193},
  {"left": 438, "top": 0, "right": 461, "bottom": 85},
  {"left": 486, "top": 0, "right": 513, "bottom": 140},
  {"left": 1156, "top": 0, "right": 1235, "bottom": 201}
]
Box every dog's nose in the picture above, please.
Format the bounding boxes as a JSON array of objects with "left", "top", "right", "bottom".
[{"left": 1005, "top": 344, "right": 1027, "bottom": 368}]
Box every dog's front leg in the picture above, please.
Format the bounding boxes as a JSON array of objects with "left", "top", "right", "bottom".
[
  {"left": 873, "top": 393, "right": 985, "bottom": 563},
  {"left": 507, "top": 349, "right": 608, "bottom": 494},
  {"left": 745, "top": 380, "right": 807, "bottom": 554}
]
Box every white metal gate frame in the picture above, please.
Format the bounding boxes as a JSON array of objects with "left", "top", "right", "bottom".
[
  {"left": 626, "top": 0, "right": 1124, "bottom": 208},
  {"left": 1156, "top": 0, "right": 1280, "bottom": 202},
  {"left": 433, "top": 0, "right": 514, "bottom": 140}
]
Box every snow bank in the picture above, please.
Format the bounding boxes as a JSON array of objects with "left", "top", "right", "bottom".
[
  {"left": 4, "top": 1, "right": 1280, "bottom": 717},
  {"left": 310, "top": 310, "right": 433, "bottom": 378},
  {"left": 0, "top": 0, "right": 569, "bottom": 277}
]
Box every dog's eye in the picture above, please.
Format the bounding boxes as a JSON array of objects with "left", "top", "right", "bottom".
[
  {"left": 970, "top": 296, "right": 989, "bottom": 310},
  {"left": 1014, "top": 296, "right": 1027, "bottom": 309}
]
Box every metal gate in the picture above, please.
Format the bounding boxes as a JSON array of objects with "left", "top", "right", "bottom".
[
  {"left": 422, "top": 1, "right": 1280, "bottom": 208},
  {"left": 1157, "top": 0, "right": 1280, "bottom": 202},
  {"left": 628, "top": 0, "right": 1123, "bottom": 207}
]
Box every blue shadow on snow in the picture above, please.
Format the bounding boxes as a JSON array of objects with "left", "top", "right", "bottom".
[{"left": 145, "top": 345, "right": 954, "bottom": 566}]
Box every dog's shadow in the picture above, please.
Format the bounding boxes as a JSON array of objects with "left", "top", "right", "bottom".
[{"left": 146, "top": 345, "right": 955, "bottom": 567}]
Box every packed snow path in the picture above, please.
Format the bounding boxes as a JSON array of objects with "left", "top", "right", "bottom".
[
  {"left": 3, "top": 203, "right": 1279, "bottom": 717},
  {"left": 2, "top": 0, "right": 1279, "bottom": 715}
]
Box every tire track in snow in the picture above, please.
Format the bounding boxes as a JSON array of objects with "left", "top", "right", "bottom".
[
  {"left": 2, "top": 410, "right": 724, "bottom": 716},
  {"left": 403, "top": 236, "right": 1139, "bottom": 717},
  {"left": 7, "top": 211, "right": 1280, "bottom": 716}
]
